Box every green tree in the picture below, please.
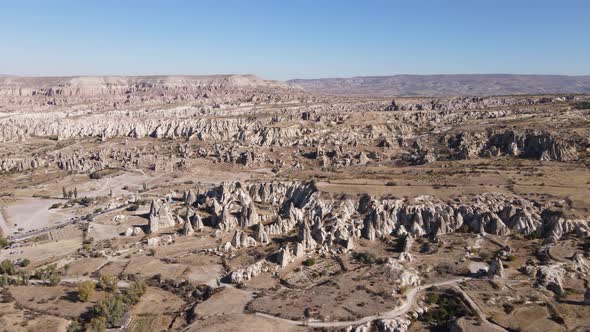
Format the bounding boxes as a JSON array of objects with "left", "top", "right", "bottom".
[
  {"left": 78, "top": 280, "right": 96, "bottom": 302},
  {"left": 99, "top": 274, "right": 119, "bottom": 293},
  {"left": 73, "top": 187, "right": 78, "bottom": 199},
  {"left": 0, "top": 273, "right": 9, "bottom": 286},
  {"left": 66, "top": 320, "right": 84, "bottom": 332},
  {"left": 19, "top": 258, "right": 30, "bottom": 267},
  {"left": 87, "top": 316, "right": 106, "bottom": 332},
  {"left": 34, "top": 264, "right": 60, "bottom": 285},
  {"left": 0, "top": 235, "right": 10, "bottom": 248},
  {"left": 121, "top": 281, "right": 146, "bottom": 305},
  {"left": 48, "top": 272, "right": 61, "bottom": 286},
  {"left": 94, "top": 294, "right": 126, "bottom": 328},
  {"left": 0, "top": 260, "right": 15, "bottom": 275},
  {"left": 17, "top": 271, "right": 29, "bottom": 285},
  {"left": 62, "top": 186, "right": 68, "bottom": 199}
]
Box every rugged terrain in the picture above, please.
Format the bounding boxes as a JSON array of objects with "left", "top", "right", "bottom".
[
  {"left": 0, "top": 75, "right": 589, "bottom": 332},
  {"left": 290, "top": 74, "right": 590, "bottom": 97}
]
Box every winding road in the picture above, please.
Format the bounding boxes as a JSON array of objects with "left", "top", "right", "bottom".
[
  {"left": 254, "top": 277, "right": 476, "bottom": 328},
  {"left": 254, "top": 276, "right": 507, "bottom": 330}
]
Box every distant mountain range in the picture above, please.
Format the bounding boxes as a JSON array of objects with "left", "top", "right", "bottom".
[
  {"left": 0, "top": 75, "right": 294, "bottom": 97},
  {"left": 288, "top": 74, "right": 590, "bottom": 97}
]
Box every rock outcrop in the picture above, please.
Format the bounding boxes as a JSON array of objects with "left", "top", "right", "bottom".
[
  {"left": 190, "top": 181, "right": 588, "bottom": 254},
  {"left": 535, "top": 265, "right": 566, "bottom": 295},
  {"left": 148, "top": 199, "right": 175, "bottom": 233},
  {"left": 488, "top": 258, "right": 504, "bottom": 278},
  {"left": 449, "top": 130, "right": 579, "bottom": 162}
]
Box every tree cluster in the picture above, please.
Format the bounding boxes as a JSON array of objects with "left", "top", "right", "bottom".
[{"left": 83, "top": 275, "right": 146, "bottom": 331}]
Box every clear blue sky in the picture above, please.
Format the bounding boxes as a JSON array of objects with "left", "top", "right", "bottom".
[{"left": 1, "top": 0, "right": 589, "bottom": 80}]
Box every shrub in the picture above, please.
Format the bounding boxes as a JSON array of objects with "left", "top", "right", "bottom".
[
  {"left": 426, "top": 292, "right": 439, "bottom": 305},
  {"left": 99, "top": 274, "right": 119, "bottom": 293},
  {"left": 66, "top": 321, "right": 84, "bottom": 332},
  {"left": 352, "top": 252, "right": 378, "bottom": 265},
  {"left": 419, "top": 290, "right": 470, "bottom": 327},
  {"left": 87, "top": 316, "right": 106, "bottom": 332},
  {"left": 0, "top": 274, "right": 9, "bottom": 286},
  {"left": 48, "top": 272, "right": 61, "bottom": 286},
  {"left": 503, "top": 303, "right": 515, "bottom": 314},
  {"left": 89, "top": 171, "right": 102, "bottom": 180},
  {"left": 526, "top": 229, "right": 543, "bottom": 240},
  {"left": 93, "top": 294, "right": 126, "bottom": 328},
  {"left": 19, "top": 259, "right": 30, "bottom": 267},
  {"left": 573, "top": 101, "right": 590, "bottom": 110},
  {"left": 120, "top": 281, "right": 146, "bottom": 305},
  {"left": 302, "top": 258, "right": 316, "bottom": 267},
  {"left": 78, "top": 280, "right": 96, "bottom": 302},
  {"left": 0, "top": 260, "right": 15, "bottom": 275},
  {"left": 0, "top": 235, "right": 9, "bottom": 248},
  {"left": 79, "top": 197, "right": 93, "bottom": 207}
]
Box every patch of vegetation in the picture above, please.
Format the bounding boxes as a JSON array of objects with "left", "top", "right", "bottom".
[
  {"left": 352, "top": 252, "right": 377, "bottom": 264},
  {"left": 550, "top": 312, "right": 565, "bottom": 324},
  {"left": 79, "top": 197, "right": 94, "bottom": 207},
  {"left": 89, "top": 168, "right": 119, "bottom": 180},
  {"left": 87, "top": 280, "right": 146, "bottom": 330},
  {"left": 426, "top": 292, "right": 439, "bottom": 305},
  {"left": 32, "top": 264, "right": 61, "bottom": 285},
  {"left": 87, "top": 315, "right": 106, "bottom": 332},
  {"left": 99, "top": 274, "right": 119, "bottom": 293},
  {"left": 62, "top": 187, "right": 78, "bottom": 199},
  {"left": 503, "top": 303, "right": 515, "bottom": 314},
  {"left": 0, "top": 274, "right": 9, "bottom": 286},
  {"left": 94, "top": 294, "right": 126, "bottom": 327},
  {"left": 0, "top": 259, "right": 15, "bottom": 275},
  {"left": 32, "top": 193, "right": 51, "bottom": 199},
  {"left": 573, "top": 101, "right": 590, "bottom": 110},
  {"left": 19, "top": 258, "right": 30, "bottom": 267},
  {"left": 302, "top": 258, "right": 316, "bottom": 266},
  {"left": 66, "top": 320, "right": 84, "bottom": 332},
  {"left": 49, "top": 203, "right": 62, "bottom": 209},
  {"left": 78, "top": 280, "right": 96, "bottom": 302},
  {"left": 419, "top": 290, "right": 471, "bottom": 328},
  {"left": 525, "top": 229, "right": 543, "bottom": 240},
  {"left": 0, "top": 235, "right": 9, "bottom": 248}
]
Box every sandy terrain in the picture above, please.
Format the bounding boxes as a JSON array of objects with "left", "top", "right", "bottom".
[
  {"left": 0, "top": 237, "right": 82, "bottom": 267},
  {"left": 185, "top": 313, "right": 308, "bottom": 332},
  {"left": 193, "top": 286, "right": 253, "bottom": 318},
  {"left": 1, "top": 198, "right": 74, "bottom": 236},
  {"left": 0, "top": 300, "right": 70, "bottom": 332},
  {"left": 9, "top": 285, "right": 103, "bottom": 319}
]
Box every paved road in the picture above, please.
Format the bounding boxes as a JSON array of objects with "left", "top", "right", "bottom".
[{"left": 254, "top": 277, "right": 473, "bottom": 328}]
